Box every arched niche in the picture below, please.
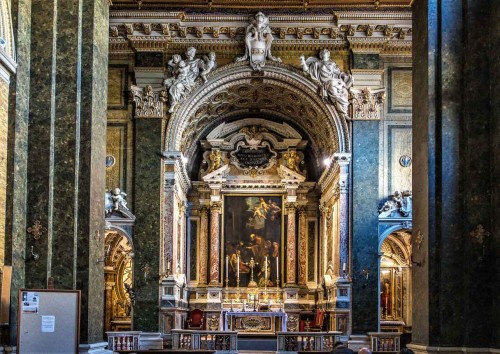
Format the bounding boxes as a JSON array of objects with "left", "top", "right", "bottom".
[
  {"left": 378, "top": 229, "right": 412, "bottom": 333},
  {"left": 104, "top": 227, "right": 134, "bottom": 332}
]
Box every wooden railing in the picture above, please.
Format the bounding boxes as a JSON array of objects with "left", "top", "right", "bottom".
[
  {"left": 171, "top": 330, "right": 238, "bottom": 354},
  {"left": 277, "top": 331, "right": 342, "bottom": 353}
]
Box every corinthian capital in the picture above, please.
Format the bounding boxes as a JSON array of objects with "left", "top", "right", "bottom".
[{"left": 130, "top": 85, "right": 165, "bottom": 118}]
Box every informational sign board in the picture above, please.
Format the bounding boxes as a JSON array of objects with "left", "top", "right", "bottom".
[{"left": 18, "top": 289, "right": 80, "bottom": 354}]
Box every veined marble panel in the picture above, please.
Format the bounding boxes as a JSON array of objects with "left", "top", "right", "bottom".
[
  {"left": 108, "top": 65, "right": 128, "bottom": 109},
  {"left": 389, "top": 126, "right": 412, "bottom": 193},
  {"left": 388, "top": 68, "right": 412, "bottom": 113},
  {"left": 106, "top": 124, "right": 127, "bottom": 191}
]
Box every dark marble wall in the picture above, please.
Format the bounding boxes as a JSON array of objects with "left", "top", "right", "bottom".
[
  {"left": 351, "top": 120, "right": 379, "bottom": 334},
  {"left": 133, "top": 118, "right": 163, "bottom": 332},
  {"left": 491, "top": 2, "right": 500, "bottom": 347},
  {"left": 352, "top": 54, "right": 380, "bottom": 70},
  {"left": 6, "top": 0, "right": 31, "bottom": 343},
  {"left": 6, "top": 0, "right": 109, "bottom": 344},
  {"left": 413, "top": 0, "right": 499, "bottom": 348}
]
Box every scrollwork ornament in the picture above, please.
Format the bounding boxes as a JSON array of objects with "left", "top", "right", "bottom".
[
  {"left": 469, "top": 224, "right": 490, "bottom": 245},
  {"left": 235, "top": 12, "right": 282, "bottom": 71},
  {"left": 27, "top": 220, "right": 47, "bottom": 241}
]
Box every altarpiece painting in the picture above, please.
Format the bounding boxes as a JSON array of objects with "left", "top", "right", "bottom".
[{"left": 223, "top": 195, "right": 282, "bottom": 288}]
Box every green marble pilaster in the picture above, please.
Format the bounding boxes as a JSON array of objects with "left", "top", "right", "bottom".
[
  {"left": 133, "top": 118, "right": 163, "bottom": 332},
  {"left": 11, "top": 0, "right": 108, "bottom": 344},
  {"left": 6, "top": 0, "right": 31, "bottom": 345},
  {"left": 351, "top": 120, "right": 379, "bottom": 334}
]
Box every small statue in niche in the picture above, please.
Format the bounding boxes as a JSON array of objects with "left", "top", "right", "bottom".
[
  {"left": 111, "top": 187, "right": 128, "bottom": 210},
  {"left": 300, "top": 49, "right": 353, "bottom": 117},
  {"left": 235, "top": 12, "right": 281, "bottom": 70},
  {"left": 282, "top": 149, "right": 301, "bottom": 173},
  {"left": 163, "top": 47, "right": 218, "bottom": 113},
  {"left": 208, "top": 149, "right": 223, "bottom": 172}
]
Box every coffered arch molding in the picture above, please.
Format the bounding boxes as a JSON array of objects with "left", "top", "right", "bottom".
[{"left": 164, "top": 61, "right": 350, "bottom": 176}]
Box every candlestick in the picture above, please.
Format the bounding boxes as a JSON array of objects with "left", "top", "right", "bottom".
[
  {"left": 237, "top": 255, "right": 240, "bottom": 279},
  {"left": 265, "top": 256, "right": 268, "bottom": 281},
  {"left": 276, "top": 256, "right": 279, "bottom": 286},
  {"left": 226, "top": 255, "right": 229, "bottom": 277}
]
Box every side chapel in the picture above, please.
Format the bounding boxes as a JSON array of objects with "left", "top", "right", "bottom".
[{"left": 0, "top": 0, "right": 499, "bottom": 353}]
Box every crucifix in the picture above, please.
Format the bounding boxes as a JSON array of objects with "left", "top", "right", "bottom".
[{"left": 246, "top": 257, "right": 259, "bottom": 288}]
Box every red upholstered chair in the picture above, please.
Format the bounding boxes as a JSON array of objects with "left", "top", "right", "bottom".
[
  {"left": 308, "top": 309, "right": 325, "bottom": 331},
  {"left": 187, "top": 309, "right": 204, "bottom": 330}
]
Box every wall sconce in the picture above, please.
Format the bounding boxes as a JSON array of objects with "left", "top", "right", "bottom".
[
  {"left": 30, "top": 246, "right": 39, "bottom": 261},
  {"left": 361, "top": 269, "right": 369, "bottom": 279},
  {"left": 141, "top": 263, "right": 151, "bottom": 282}
]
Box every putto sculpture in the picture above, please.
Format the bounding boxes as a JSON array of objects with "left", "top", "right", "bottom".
[
  {"left": 300, "top": 49, "right": 353, "bottom": 117},
  {"left": 163, "top": 47, "right": 217, "bottom": 113},
  {"left": 235, "top": 12, "right": 281, "bottom": 71}
]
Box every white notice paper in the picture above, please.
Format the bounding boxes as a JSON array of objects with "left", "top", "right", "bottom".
[{"left": 41, "top": 315, "right": 55, "bottom": 333}]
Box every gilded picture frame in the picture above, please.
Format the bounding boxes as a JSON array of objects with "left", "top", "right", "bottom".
[{"left": 223, "top": 195, "right": 283, "bottom": 288}]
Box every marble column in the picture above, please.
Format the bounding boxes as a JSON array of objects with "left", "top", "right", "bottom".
[
  {"left": 285, "top": 202, "right": 297, "bottom": 286},
  {"left": 198, "top": 206, "right": 209, "bottom": 286},
  {"left": 297, "top": 206, "right": 307, "bottom": 287},
  {"left": 411, "top": 0, "right": 500, "bottom": 350},
  {"left": 334, "top": 153, "right": 350, "bottom": 276},
  {"left": 209, "top": 201, "right": 222, "bottom": 285},
  {"left": 7, "top": 0, "right": 109, "bottom": 344}
]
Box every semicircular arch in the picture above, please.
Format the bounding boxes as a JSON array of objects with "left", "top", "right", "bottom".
[{"left": 165, "top": 61, "right": 350, "bottom": 174}]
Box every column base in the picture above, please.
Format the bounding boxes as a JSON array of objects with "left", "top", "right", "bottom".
[{"left": 407, "top": 344, "right": 500, "bottom": 354}]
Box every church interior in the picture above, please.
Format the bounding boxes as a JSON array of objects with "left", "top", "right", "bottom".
[{"left": 0, "top": 0, "right": 499, "bottom": 353}]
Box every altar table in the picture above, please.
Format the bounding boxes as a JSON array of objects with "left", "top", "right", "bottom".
[{"left": 224, "top": 311, "right": 288, "bottom": 333}]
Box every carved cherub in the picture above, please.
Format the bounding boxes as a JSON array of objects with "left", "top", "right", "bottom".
[
  {"left": 283, "top": 150, "right": 301, "bottom": 173},
  {"left": 111, "top": 187, "right": 128, "bottom": 210},
  {"left": 208, "top": 149, "right": 222, "bottom": 172},
  {"left": 200, "top": 52, "right": 217, "bottom": 82}
]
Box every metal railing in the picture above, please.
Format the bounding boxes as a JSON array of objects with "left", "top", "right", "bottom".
[
  {"left": 277, "top": 331, "right": 342, "bottom": 353},
  {"left": 171, "top": 329, "right": 238, "bottom": 353}
]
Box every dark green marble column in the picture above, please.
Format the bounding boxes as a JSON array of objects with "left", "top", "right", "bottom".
[
  {"left": 412, "top": 0, "right": 499, "bottom": 350},
  {"left": 351, "top": 120, "right": 379, "bottom": 334},
  {"left": 7, "top": 0, "right": 108, "bottom": 344},
  {"left": 132, "top": 118, "right": 163, "bottom": 332}
]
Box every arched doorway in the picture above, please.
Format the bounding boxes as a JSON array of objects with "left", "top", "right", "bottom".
[{"left": 378, "top": 229, "right": 412, "bottom": 333}]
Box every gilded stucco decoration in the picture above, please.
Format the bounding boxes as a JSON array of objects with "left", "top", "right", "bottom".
[
  {"left": 300, "top": 48, "right": 353, "bottom": 118},
  {"left": 235, "top": 12, "right": 281, "bottom": 71}
]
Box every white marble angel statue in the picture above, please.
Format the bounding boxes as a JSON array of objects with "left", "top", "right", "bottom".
[
  {"left": 300, "top": 48, "right": 353, "bottom": 117},
  {"left": 164, "top": 47, "right": 218, "bottom": 113}
]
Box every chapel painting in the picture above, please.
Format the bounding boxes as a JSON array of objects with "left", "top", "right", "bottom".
[{"left": 224, "top": 195, "right": 282, "bottom": 288}]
